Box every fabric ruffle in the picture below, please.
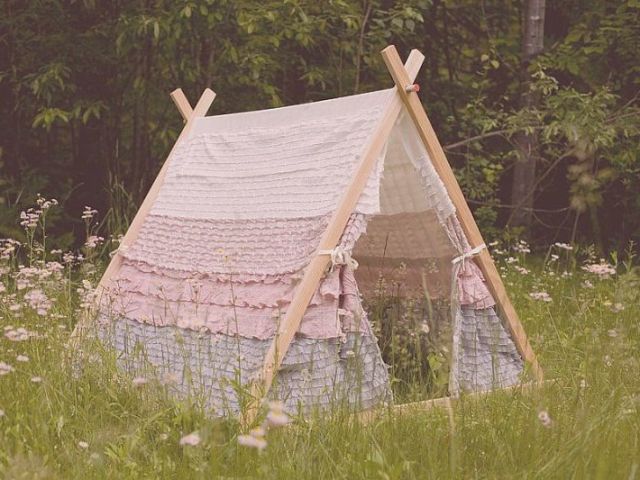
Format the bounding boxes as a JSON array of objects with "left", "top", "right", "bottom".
[
  {"left": 99, "top": 292, "right": 344, "bottom": 339},
  {"left": 443, "top": 215, "right": 496, "bottom": 309},
  {"left": 100, "top": 258, "right": 368, "bottom": 340},
  {"left": 110, "top": 260, "right": 341, "bottom": 309},
  {"left": 96, "top": 316, "right": 392, "bottom": 417},
  {"left": 456, "top": 261, "right": 496, "bottom": 309},
  {"left": 122, "top": 212, "right": 369, "bottom": 276},
  {"left": 451, "top": 306, "right": 523, "bottom": 393},
  {"left": 152, "top": 105, "right": 384, "bottom": 220}
]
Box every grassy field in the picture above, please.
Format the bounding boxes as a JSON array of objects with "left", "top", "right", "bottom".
[{"left": 1, "top": 207, "right": 639, "bottom": 478}]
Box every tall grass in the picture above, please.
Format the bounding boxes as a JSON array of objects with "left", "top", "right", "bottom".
[{"left": 0, "top": 201, "right": 639, "bottom": 479}]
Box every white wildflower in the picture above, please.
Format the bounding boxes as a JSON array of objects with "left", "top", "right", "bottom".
[
  {"left": 30, "top": 376, "right": 43, "bottom": 383},
  {"left": 5, "top": 327, "right": 32, "bottom": 341},
  {"left": 16, "top": 355, "right": 29, "bottom": 362},
  {"left": 24, "top": 289, "right": 52, "bottom": 315},
  {"left": 238, "top": 427, "right": 267, "bottom": 451},
  {"left": 81, "top": 206, "right": 98, "bottom": 220},
  {"left": 84, "top": 235, "right": 104, "bottom": 249},
  {"left": 537, "top": 410, "right": 552, "bottom": 428},
  {"left": 529, "top": 291, "right": 552, "bottom": 302},
  {"left": 179, "top": 432, "right": 201, "bottom": 446},
  {"left": 513, "top": 240, "right": 531, "bottom": 254},
  {"left": 132, "top": 376, "right": 148, "bottom": 387},
  {"left": 0, "top": 362, "right": 15, "bottom": 376},
  {"left": 611, "top": 303, "right": 624, "bottom": 313},
  {"left": 582, "top": 260, "right": 616, "bottom": 279},
  {"left": 554, "top": 242, "right": 573, "bottom": 251},
  {"left": 20, "top": 209, "right": 40, "bottom": 229},
  {"left": 265, "top": 401, "right": 290, "bottom": 428},
  {"left": 9, "top": 303, "right": 22, "bottom": 311},
  {"left": 78, "top": 441, "right": 89, "bottom": 450}
]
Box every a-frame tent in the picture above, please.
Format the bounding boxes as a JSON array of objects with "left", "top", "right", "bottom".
[{"left": 73, "top": 45, "right": 542, "bottom": 426}]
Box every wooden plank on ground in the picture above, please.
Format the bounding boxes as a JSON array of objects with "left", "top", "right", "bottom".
[{"left": 358, "top": 380, "right": 550, "bottom": 424}]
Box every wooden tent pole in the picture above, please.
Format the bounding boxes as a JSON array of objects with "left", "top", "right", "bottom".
[
  {"left": 170, "top": 88, "right": 194, "bottom": 122},
  {"left": 380, "top": 45, "right": 543, "bottom": 382},
  {"left": 242, "top": 50, "right": 426, "bottom": 427},
  {"left": 70, "top": 88, "right": 216, "bottom": 344}
]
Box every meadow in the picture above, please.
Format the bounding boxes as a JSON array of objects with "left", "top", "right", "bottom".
[{"left": 0, "top": 199, "right": 639, "bottom": 479}]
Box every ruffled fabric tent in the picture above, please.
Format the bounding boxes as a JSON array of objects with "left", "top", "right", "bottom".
[{"left": 87, "top": 46, "right": 539, "bottom": 418}]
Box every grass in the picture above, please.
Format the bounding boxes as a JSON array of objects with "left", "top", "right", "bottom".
[{"left": 1, "top": 213, "right": 639, "bottom": 478}]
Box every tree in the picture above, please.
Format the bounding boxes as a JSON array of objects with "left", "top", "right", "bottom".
[{"left": 509, "top": 0, "right": 546, "bottom": 229}]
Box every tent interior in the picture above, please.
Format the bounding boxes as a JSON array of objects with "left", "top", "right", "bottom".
[{"left": 94, "top": 87, "right": 525, "bottom": 417}]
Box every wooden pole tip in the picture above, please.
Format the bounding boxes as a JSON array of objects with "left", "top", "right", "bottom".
[{"left": 381, "top": 44, "right": 398, "bottom": 55}]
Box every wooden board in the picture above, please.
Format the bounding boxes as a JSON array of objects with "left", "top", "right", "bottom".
[
  {"left": 380, "top": 45, "right": 543, "bottom": 382},
  {"left": 358, "top": 380, "right": 549, "bottom": 424},
  {"left": 241, "top": 50, "right": 427, "bottom": 427}
]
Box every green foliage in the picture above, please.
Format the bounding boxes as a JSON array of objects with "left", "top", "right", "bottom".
[
  {"left": 0, "top": 0, "right": 639, "bottom": 249},
  {"left": 1, "top": 222, "right": 639, "bottom": 478}
]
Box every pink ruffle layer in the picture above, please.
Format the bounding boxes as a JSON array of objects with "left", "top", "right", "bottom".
[
  {"left": 110, "top": 260, "right": 340, "bottom": 309},
  {"left": 442, "top": 215, "right": 497, "bottom": 310},
  {"left": 99, "top": 259, "right": 365, "bottom": 340},
  {"left": 456, "top": 261, "right": 495, "bottom": 309}
]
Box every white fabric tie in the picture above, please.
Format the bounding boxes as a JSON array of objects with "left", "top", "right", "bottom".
[
  {"left": 451, "top": 243, "right": 486, "bottom": 267},
  {"left": 109, "top": 244, "right": 129, "bottom": 258},
  {"left": 317, "top": 246, "right": 359, "bottom": 271}
]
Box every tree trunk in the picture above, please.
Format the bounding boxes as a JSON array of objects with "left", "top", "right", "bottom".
[{"left": 509, "top": 0, "right": 546, "bottom": 229}]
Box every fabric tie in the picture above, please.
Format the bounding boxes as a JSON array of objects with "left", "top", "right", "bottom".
[
  {"left": 451, "top": 243, "right": 486, "bottom": 269},
  {"left": 109, "top": 244, "right": 129, "bottom": 258},
  {"left": 317, "top": 246, "right": 359, "bottom": 271}
]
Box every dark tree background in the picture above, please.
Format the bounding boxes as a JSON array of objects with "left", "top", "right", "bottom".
[{"left": 1, "top": 0, "right": 638, "bottom": 252}]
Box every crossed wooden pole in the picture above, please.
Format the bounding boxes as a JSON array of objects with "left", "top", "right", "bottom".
[
  {"left": 69, "top": 88, "right": 216, "bottom": 345},
  {"left": 70, "top": 45, "right": 542, "bottom": 427}
]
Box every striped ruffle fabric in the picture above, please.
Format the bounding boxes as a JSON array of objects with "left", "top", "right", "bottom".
[
  {"left": 100, "top": 97, "right": 378, "bottom": 339},
  {"left": 152, "top": 104, "right": 386, "bottom": 220},
  {"left": 100, "top": 259, "right": 371, "bottom": 340},
  {"left": 96, "top": 90, "right": 395, "bottom": 416},
  {"left": 452, "top": 307, "right": 524, "bottom": 392},
  {"left": 96, "top": 316, "right": 392, "bottom": 417}
]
